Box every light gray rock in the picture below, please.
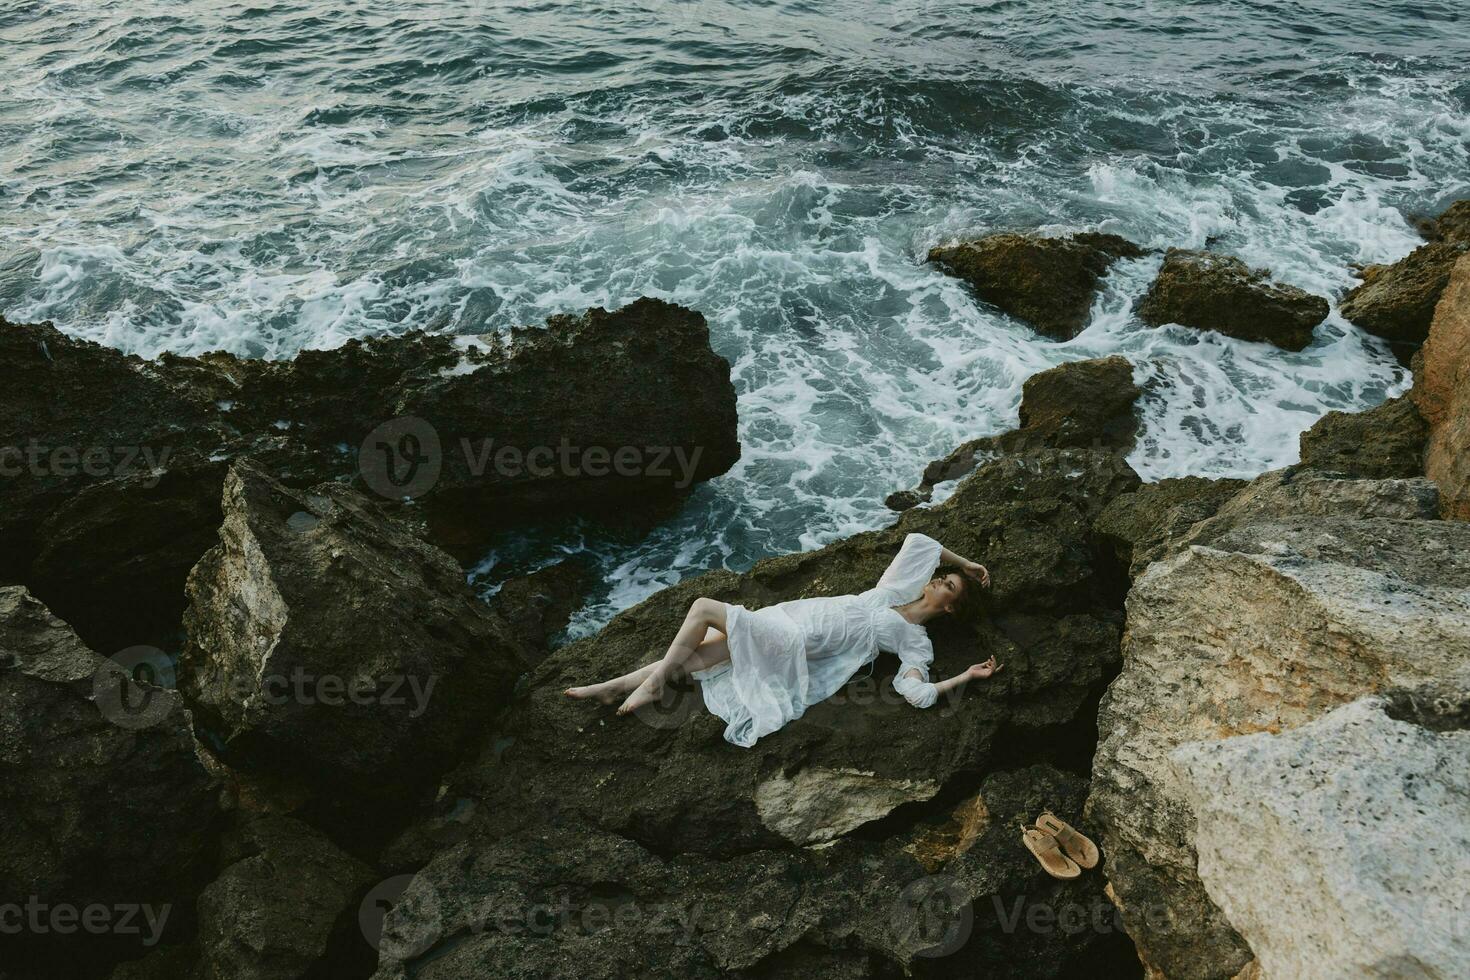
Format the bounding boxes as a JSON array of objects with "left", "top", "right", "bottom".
[
  {"left": 753, "top": 767, "right": 939, "bottom": 845},
  {"left": 1106, "top": 468, "right": 1441, "bottom": 579},
  {"left": 1172, "top": 686, "right": 1470, "bottom": 980},
  {"left": 1087, "top": 513, "right": 1470, "bottom": 980}
]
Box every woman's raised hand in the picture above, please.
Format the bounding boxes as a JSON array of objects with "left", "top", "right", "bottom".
[
  {"left": 961, "top": 559, "right": 990, "bottom": 589},
  {"left": 966, "top": 656, "right": 1001, "bottom": 679}
]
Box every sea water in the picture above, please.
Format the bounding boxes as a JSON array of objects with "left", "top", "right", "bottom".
[{"left": 2, "top": 0, "right": 1465, "bottom": 632}]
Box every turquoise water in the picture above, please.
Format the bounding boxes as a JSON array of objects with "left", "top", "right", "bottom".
[{"left": 2, "top": 1, "right": 1466, "bottom": 630}]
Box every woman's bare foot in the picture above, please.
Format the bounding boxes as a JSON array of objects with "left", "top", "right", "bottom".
[
  {"left": 564, "top": 681, "right": 624, "bottom": 705},
  {"left": 617, "top": 669, "right": 666, "bottom": 715}
]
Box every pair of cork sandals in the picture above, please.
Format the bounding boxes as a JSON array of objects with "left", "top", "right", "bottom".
[{"left": 1020, "top": 811, "right": 1100, "bottom": 879}]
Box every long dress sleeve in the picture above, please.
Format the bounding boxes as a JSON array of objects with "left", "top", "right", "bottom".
[
  {"left": 890, "top": 629, "right": 938, "bottom": 709},
  {"left": 871, "top": 533, "right": 944, "bottom": 605}
]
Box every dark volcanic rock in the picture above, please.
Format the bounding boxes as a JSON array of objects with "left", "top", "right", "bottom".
[
  {"left": 485, "top": 558, "right": 596, "bottom": 664},
  {"left": 193, "top": 815, "right": 375, "bottom": 980},
  {"left": 178, "top": 462, "right": 533, "bottom": 836},
  {"left": 1136, "top": 249, "right": 1329, "bottom": 351},
  {"left": 372, "top": 765, "right": 1126, "bottom": 980},
  {"left": 427, "top": 449, "right": 1139, "bottom": 862},
  {"left": 231, "top": 297, "right": 741, "bottom": 551},
  {"left": 928, "top": 232, "right": 1147, "bottom": 340},
  {"left": 0, "top": 299, "right": 738, "bottom": 645},
  {"left": 1297, "top": 395, "right": 1427, "bottom": 480},
  {"left": 0, "top": 315, "right": 227, "bottom": 583},
  {"left": 0, "top": 586, "right": 220, "bottom": 975},
  {"left": 888, "top": 356, "right": 1141, "bottom": 510},
  {"left": 27, "top": 456, "right": 230, "bottom": 649}
]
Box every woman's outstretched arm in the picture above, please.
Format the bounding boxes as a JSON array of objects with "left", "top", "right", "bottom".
[{"left": 894, "top": 656, "right": 1001, "bottom": 708}]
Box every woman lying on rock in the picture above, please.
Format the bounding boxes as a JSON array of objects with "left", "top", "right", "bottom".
[{"left": 567, "top": 533, "right": 1000, "bottom": 747}]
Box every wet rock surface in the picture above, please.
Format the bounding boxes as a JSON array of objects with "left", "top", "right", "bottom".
[
  {"left": 928, "top": 232, "right": 1146, "bottom": 340},
  {"left": 0, "top": 299, "right": 739, "bottom": 643},
  {"left": 1092, "top": 476, "right": 1248, "bottom": 580},
  {"left": 193, "top": 815, "right": 377, "bottom": 980},
  {"left": 484, "top": 558, "right": 596, "bottom": 664},
  {"left": 888, "top": 356, "right": 1141, "bottom": 510},
  {"left": 1136, "top": 249, "right": 1329, "bottom": 350},
  {"left": 1296, "top": 394, "right": 1427, "bottom": 480},
  {"left": 372, "top": 766, "right": 1130, "bottom": 980}
]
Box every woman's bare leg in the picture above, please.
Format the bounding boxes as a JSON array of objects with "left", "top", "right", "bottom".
[
  {"left": 565, "top": 627, "right": 729, "bottom": 704},
  {"left": 618, "top": 598, "right": 727, "bottom": 715},
  {"left": 565, "top": 662, "right": 656, "bottom": 704},
  {"left": 683, "top": 632, "right": 730, "bottom": 673}
]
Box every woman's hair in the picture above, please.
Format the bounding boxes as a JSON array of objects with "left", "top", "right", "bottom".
[{"left": 934, "top": 565, "right": 981, "bottom": 622}]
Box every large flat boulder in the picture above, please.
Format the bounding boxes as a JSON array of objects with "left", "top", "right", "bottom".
[
  {"left": 1412, "top": 253, "right": 1470, "bottom": 519},
  {"left": 1087, "top": 512, "right": 1470, "bottom": 980},
  {"left": 0, "top": 587, "right": 220, "bottom": 975},
  {"left": 179, "top": 462, "right": 533, "bottom": 839},
  {"left": 1136, "top": 249, "right": 1329, "bottom": 351},
  {"left": 419, "top": 449, "right": 1139, "bottom": 863},
  {"left": 888, "top": 356, "right": 1141, "bottom": 509},
  {"left": 929, "top": 232, "right": 1146, "bottom": 340},
  {"left": 0, "top": 299, "right": 738, "bottom": 645},
  {"left": 1171, "top": 682, "right": 1470, "bottom": 980}
]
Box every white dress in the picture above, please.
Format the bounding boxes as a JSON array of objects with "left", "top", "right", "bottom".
[{"left": 692, "top": 532, "right": 944, "bottom": 748}]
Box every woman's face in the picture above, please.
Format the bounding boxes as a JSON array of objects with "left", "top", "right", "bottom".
[{"left": 925, "top": 573, "right": 966, "bottom": 612}]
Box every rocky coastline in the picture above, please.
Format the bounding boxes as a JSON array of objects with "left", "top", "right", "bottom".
[{"left": 2, "top": 204, "right": 1467, "bottom": 979}]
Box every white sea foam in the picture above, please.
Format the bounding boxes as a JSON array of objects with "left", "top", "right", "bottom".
[{"left": 1, "top": 5, "right": 1463, "bottom": 634}]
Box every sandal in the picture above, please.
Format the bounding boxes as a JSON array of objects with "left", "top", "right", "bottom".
[
  {"left": 1035, "top": 811, "right": 1099, "bottom": 869},
  {"left": 1020, "top": 824, "right": 1081, "bottom": 879}
]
